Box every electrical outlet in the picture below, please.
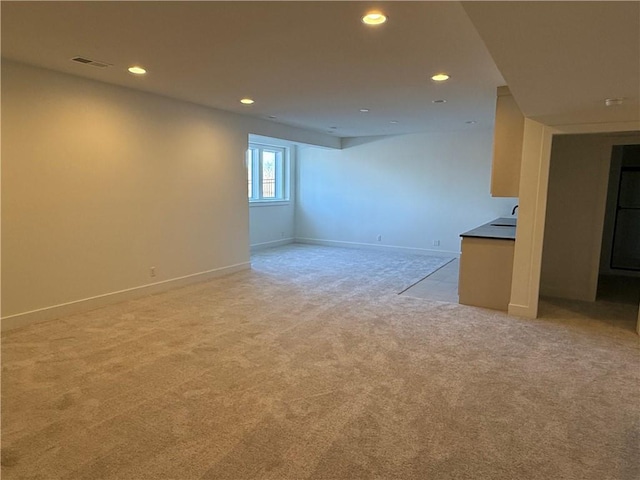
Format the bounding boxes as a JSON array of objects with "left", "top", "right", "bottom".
[
  {"left": 433, "top": 240, "right": 440, "bottom": 247},
  {"left": 377, "top": 234, "right": 382, "bottom": 242},
  {"left": 150, "top": 266, "right": 156, "bottom": 277}
]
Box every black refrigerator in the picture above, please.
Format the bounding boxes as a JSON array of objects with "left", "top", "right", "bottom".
[{"left": 611, "top": 145, "right": 640, "bottom": 271}]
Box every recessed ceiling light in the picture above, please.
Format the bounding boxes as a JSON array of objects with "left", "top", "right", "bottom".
[
  {"left": 605, "top": 98, "right": 623, "bottom": 107},
  {"left": 267, "top": 115, "right": 277, "bottom": 119},
  {"left": 362, "top": 11, "right": 387, "bottom": 25},
  {"left": 390, "top": 120, "right": 399, "bottom": 124},
  {"left": 431, "top": 73, "right": 450, "bottom": 82},
  {"left": 432, "top": 99, "right": 447, "bottom": 104},
  {"left": 128, "top": 66, "right": 146, "bottom": 75},
  {"left": 359, "top": 108, "right": 370, "bottom": 113},
  {"left": 240, "top": 98, "right": 255, "bottom": 105},
  {"left": 465, "top": 120, "right": 477, "bottom": 124},
  {"left": 330, "top": 126, "right": 338, "bottom": 130}
]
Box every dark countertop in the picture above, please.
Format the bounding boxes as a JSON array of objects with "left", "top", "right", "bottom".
[{"left": 460, "top": 217, "right": 517, "bottom": 240}]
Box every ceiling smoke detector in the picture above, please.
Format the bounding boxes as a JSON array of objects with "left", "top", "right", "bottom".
[{"left": 71, "top": 56, "right": 111, "bottom": 68}]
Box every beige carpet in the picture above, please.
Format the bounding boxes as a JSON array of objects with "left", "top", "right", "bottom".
[{"left": 2, "top": 244, "right": 639, "bottom": 480}]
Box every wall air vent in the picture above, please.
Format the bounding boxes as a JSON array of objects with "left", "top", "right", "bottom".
[{"left": 71, "top": 56, "right": 112, "bottom": 68}]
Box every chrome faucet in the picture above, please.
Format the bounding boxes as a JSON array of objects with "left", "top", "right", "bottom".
[{"left": 512, "top": 205, "right": 519, "bottom": 215}]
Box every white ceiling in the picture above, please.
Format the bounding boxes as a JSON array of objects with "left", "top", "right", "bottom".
[
  {"left": 462, "top": 1, "right": 640, "bottom": 127},
  {"left": 2, "top": 1, "right": 638, "bottom": 138}
]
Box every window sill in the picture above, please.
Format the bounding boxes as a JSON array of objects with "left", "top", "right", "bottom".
[{"left": 249, "top": 200, "right": 291, "bottom": 208}]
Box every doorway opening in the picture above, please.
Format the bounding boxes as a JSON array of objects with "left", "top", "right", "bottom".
[
  {"left": 538, "top": 133, "right": 640, "bottom": 331},
  {"left": 597, "top": 144, "right": 640, "bottom": 306}
]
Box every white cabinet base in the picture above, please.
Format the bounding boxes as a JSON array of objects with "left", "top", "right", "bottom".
[{"left": 459, "top": 237, "right": 515, "bottom": 311}]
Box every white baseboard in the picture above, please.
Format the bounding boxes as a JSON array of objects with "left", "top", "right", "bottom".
[
  {"left": 508, "top": 302, "right": 537, "bottom": 318},
  {"left": 1, "top": 262, "right": 250, "bottom": 332},
  {"left": 294, "top": 237, "right": 460, "bottom": 258},
  {"left": 250, "top": 238, "right": 295, "bottom": 252},
  {"left": 538, "top": 284, "right": 595, "bottom": 302}
]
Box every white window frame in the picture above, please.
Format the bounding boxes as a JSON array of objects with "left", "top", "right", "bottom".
[{"left": 246, "top": 143, "right": 290, "bottom": 205}]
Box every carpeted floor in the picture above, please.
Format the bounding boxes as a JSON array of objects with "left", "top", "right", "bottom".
[{"left": 2, "top": 244, "right": 639, "bottom": 479}]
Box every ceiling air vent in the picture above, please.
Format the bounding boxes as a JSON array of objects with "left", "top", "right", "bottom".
[{"left": 71, "top": 56, "right": 112, "bottom": 68}]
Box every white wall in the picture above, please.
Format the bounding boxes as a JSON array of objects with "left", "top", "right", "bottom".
[
  {"left": 295, "top": 130, "right": 516, "bottom": 255},
  {"left": 540, "top": 133, "right": 640, "bottom": 302},
  {"left": 1, "top": 61, "right": 337, "bottom": 329},
  {"left": 508, "top": 119, "right": 551, "bottom": 318},
  {"left": 249, "top": 203, "right": 296, "bottom": 250}
]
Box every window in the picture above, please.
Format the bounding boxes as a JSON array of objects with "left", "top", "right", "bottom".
[{"left": 246, "top": 144, "right": 289, "bottom": 202}]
